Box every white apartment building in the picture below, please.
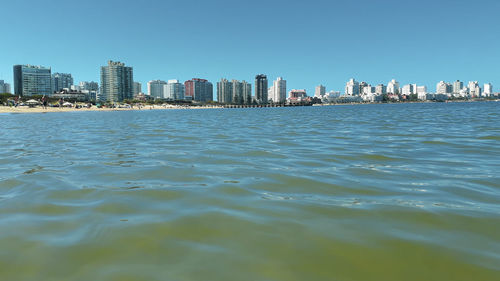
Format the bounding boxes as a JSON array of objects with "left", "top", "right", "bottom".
[
  {"left": 345, "top": 78, "right": 360, "bottom": 95},
  {"left": 148, "top": 80, "right": 167, "bottom": 99},
  {"left": 387, "top": 79, "right": 400, "bottom": 94}
]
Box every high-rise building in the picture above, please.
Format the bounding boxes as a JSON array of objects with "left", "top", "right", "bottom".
[
  {"left": 133, "top": 82, "right": 142, "bottom": 95},
  {"left": 0, "top": 80, "right": 11, "bottom": 93},
  {"left": 147, "top": 80, "right": 167, "bottom": 99},
  {"left": 315, "top": 84, "right": 326, "bottom": 98},
  {"left": 345, "top": 79, "right": 360, "bottom": 96},
  {"left": 401, "top": 84, "right": 414, "bottom": 95},
  {"left": 184, "top": 78, "right": 213, "bottom": 102},
  {"left": 217, "top": 78, "right": 232, "bottom": 104},
  {"left": 255, "top": 74, "right": 268, "bottom": 103},
  {"left": 79, "top": 81, "right": 99, "bottom": 92},
  {"left": 51, "top": 73, "right": 73, "bottom": 92},
  {"left": 436, "top": 81, "right": 452, "bottom": 94},
  {"left": 467, "top": 81, "right": 481, "bottom": 97},
  {"left": 375, "top": 84, "right": 387, "bottom": 95},
  {"left": 387, "top": 79, "right": 400, "bottom": 94},
  {"left": 242, "top": 81, "right": 252, "bottom": 104},
  {"left": 165, "top": 79, "right": 185, "bottom": 100},
  {"left": 268, "top": 85, "right": 274, "bottom": 102},
  {"left": 231, "top": 80, "right": 244, "bottom": 104},
  {"left": 13, "top": 65, "right": 52, "bottom": 96},
  {"left": 100, "top": 60, "right": 133, "bottom": 102},
  {"left": 359, "top": 82, "right": 369, "bottom": 95},
  {"left": 484, "top": 83, "right": 493, "bottom": 96},
  {"left": 453, "top": 80, "right": 463, "bottom": 94},
  {"left": 267, "top": 77, "right": 287, "bottom": 103}
]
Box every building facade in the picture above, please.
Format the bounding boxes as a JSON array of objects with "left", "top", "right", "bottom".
[
  {"left": 133, "top": 82, "right": 142, "bottom": 96},
  {"left": 387, "top": 79, "right": 400, "bottom": 94},
  {"left": 314, "top": 85, "right": 326, "bottom": 98},
  {"left": 51, "top": 73, "right": 73, "bottom": 92},
  {"left": 0, "top": 80, "right": 11, "bottom": 93},
  {"left": 255, "top": 74, "right": 268, "bottom": 103},
  {"left": 217, "top": 78, "right": 232, "bottom": 104},
  {"left": 147, "top": 80, "right": 167, "bottom": 99},
  {"left": 484, "top": 83, "right": 493, "bottom": 96},
  {"left": 165, "top": 80, "right": 185, "bottom": 100},
  {"left": 100, "top": 60, "right": 133, "bottom": 102},
  {"left": 345, "top": 79, "right": 360, "bottom": 96},
  {"left": 453, "top": 80, "right": 463, "bottom": 94},
  {"left": 270, "top": 77, "right": 287, "bottom": 103},
  {"left": 436, "top": 81, "right": 452, "bottom": 95},
  {"left": 13, "top": 65, "right": 52, "bottom": 96},
  {"left": 184, "top": 78, "right": 213, "bottom": 102},
  {"left": 79, "top": 81, "right": 99, "bottom": 92}
]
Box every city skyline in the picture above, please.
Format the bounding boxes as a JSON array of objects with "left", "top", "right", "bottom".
[{"left": 0, "top": 0, "right": 499, "bottom": 94}]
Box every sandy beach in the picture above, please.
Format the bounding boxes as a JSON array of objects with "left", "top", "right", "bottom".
[{"left": 0, "top": 104, "right": 223, "bottom": 114}]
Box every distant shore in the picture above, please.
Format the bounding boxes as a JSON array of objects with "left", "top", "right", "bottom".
[{"left": 0, "top": 104, "right": 223, "bottom": 114}]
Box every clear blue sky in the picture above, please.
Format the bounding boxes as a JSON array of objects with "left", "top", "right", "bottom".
[{"left": 1, "top": 0, "right": 499, "bottom": 94}]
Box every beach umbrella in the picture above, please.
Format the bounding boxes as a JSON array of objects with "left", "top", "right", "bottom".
[{"left": 26, "top": 99, "right": 40, "bottom": 104}]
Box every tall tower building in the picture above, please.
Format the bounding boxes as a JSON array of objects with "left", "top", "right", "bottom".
[
  {"left": 387, "top": 79, "right": 400, "bottom": 94},
  {"left": 453, "top": 80, "right": 463, "bottom": 94},
  {"left": 164, "top": 80, "right": 185, "bottom": 100},
  {"left": 147, "top": 80, "right": 167, "bottom": 99},
  {"left": 51, "top": 73, "right": 74, "bottom": 92},
  {"left": 375, "top": 84, "right": 387, "bottom": 95},
  {"left": 79, "top": 81, "right": 99, "bottom": 92},
  {"left": 184, "top": 78, "right": 213, "bottom": 102},
  {"left": 231, "top": 80, "right": 244, "bottom": 104},
  {"left": 133, "top": 82, "right": 142, "bottom": 95},
  {"left": 13, "top": 65, "right": 52, "bottom": 96},
  {"left": 271, "top": 77, "right": 287, "bottom": 103},
  {"left": 315, "top": 85, "right": 326, "bottom": 98},
  {"left": 436, "top": 81, "right": 452, "bottom": 94},
  {"left": 255, "top": 74, "right": 268, "bottom": 103},
  {"left": 0, "top": 80, "right": 11, "bottom": 93},
  {"left": 217, "top": 78, "right": 233, "bottom": 104},
  {"left": 242, "top": 81, "right": 252, "bottom": 104},
  {"left": 483, "top": 83, "right": 493, "bottom": 96},
  {"left": 345, "top": 79, "right": 360, "bottom": 96},
  {"left": 100, "top": 60, "right": 133, "bottom": 102}
]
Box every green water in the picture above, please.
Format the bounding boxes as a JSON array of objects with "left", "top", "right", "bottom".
[{"left": 0, "top": 102, "right": 499, "bottom": 280}]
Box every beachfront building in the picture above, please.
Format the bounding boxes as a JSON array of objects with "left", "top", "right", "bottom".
[
  {"left": 255, "top": 74, "right": 268, "bottom": 103},
  {"left": 147, "top": 80, "right": 167, "bottom": 99},
  {"left": 436, "top": 81, "right": 452, "bottom": 95},
  {"left": 133, "top": 82, "right": 142, "bottom": 96},
  {"left": 268, "top": 77, "right": 286, "bottom": 103},
  {"left": 453, "top": 80, "right": 463, "bottom": 94},
  {"left": 387, "top": 79, "right": 400, "bottom": 94},
  {"left": 79, "top": 81, "right": 99, "bottom": 92},
  {"left": 51, "top": 73, "right": 73, "bottom": 92},
  {"left": 0, "top": 80, "right": 11, "bottom": 93},
  {"left": 315, "top": 84, "right": 326, "bottom": 98},
  {"left": 468, "top": 81, "right": 481, "bottom": 97},
  {"left": 288, "top": 89, "right": 307, "bottom": 101},
  {"left": 217, "top": 78, "right": 232, "bottom": 104},
  {"left": 401, "top": 84, "right": 414, "bottom": 96},
  {"left": 100, "top": 60, "right": 133, "bottom": 102},
  {"left": 13, "top": 65, "right": 52, "bottom": 96},
  {"left": 242, "top": 81, "right": 252, "bottom": 104},
  {"left": 483, "top": 83, "right": 493, "bottom": 97},
  {"left": 417, "top": 86, "right": 428, "bottom": 100},
  {"left": 184, "top": 78, "right": 213, "bottom": 102},
  {"left": 375, "top": 84, "right": 387, "bottom": 95},
  {"left": 345, "top": 79, "right": 360, "bottom": 96},
  {"left": 164, "top": 80, "right": 185, "bottom": 100}
]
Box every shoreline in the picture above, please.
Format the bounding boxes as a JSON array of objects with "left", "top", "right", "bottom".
[
  {"left": 0, "top": 104, "right": 223, "bottom": 114},
  {"left": 1, "top": 99, "right": 497, "bottom": 114}
]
